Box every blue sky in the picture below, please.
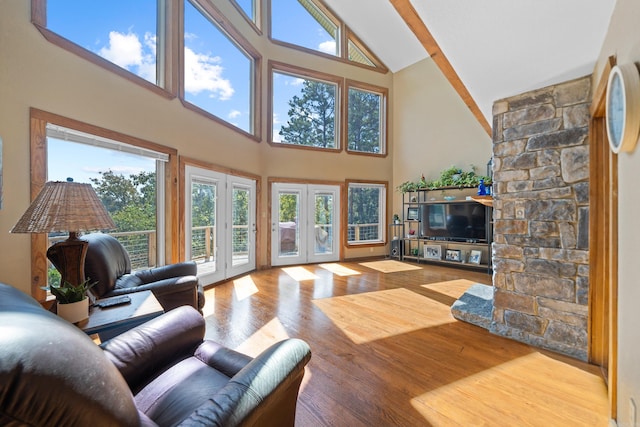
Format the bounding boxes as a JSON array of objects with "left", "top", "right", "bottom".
[{"left": 46, "top": 0, "right": 334, "bottom": 183}]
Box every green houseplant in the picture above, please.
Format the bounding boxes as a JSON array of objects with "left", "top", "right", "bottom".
[
  {"left": 44, "top": 278, "right": 96, "bottom": 323},
  {"left": 47, "top": 278, "right": 96, "bottom": 304}
]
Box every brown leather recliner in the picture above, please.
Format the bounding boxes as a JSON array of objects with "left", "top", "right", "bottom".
[
  {"left": 81, "top": 232, "right": 205, "bottom": 312},
  {"left": 0, "top": 282, "right": 311, "bottom": 426}
]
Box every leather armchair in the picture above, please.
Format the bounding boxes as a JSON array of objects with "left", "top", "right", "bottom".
[
  {"left": 0, "top": 282, "right": 311, "bottom": 426},
  {"left": 81, "top": 232, "right": 205, "bottom": 312}
]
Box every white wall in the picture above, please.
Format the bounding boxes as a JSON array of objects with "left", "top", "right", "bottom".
[
  {"left": 594, "top": 0, "right": 640, "bottom": 424},
  {"left": 392, "top": 58, "right": 492, "bottom": 214}
]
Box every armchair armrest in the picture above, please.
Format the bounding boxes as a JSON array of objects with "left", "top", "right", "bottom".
[
  {"left": 101, "top": 305, "right": 205, "bottom": 393},
  {"left": 180, "top": 339, "right": 311, "bottom": 426},
  {"left": 134, "top": 261, "right": 198, "bottom": 283},
  {"left": 112, "top": 275, "right": 201, "bottom": 311},
  {"left": 194, "top": 340, "right": 253, "bottom": 377}
]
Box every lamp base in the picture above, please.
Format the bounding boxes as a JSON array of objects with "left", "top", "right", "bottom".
[{"left": 46, "top": 232, "right": 88, "bottom": 287}]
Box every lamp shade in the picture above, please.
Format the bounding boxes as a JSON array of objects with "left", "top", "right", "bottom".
[{"left": 11, "top": 181, "right": 115, "bottom": 234}]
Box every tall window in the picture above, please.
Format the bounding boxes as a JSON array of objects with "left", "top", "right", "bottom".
[
  {"left": 347, "top": 182, "right": 386, "bottom": 245},
  {"left": 46, "top": 124, "right": 168, "bottom": 277},
  {"left": 347, "top": 82, "right": 387, "bottom": 155},
  {"left": 271, "top": 63, "right": 341, "bottom": 150},
  {"left": 46, "top": 0, "right": 158, "bottom": 85},
  {"left": 184, "top": 0, "right": 255, "bottom": 133}
]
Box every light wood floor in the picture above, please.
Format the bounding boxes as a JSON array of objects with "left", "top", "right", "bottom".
[{"left": 201, "top": 259, "right": 608, "bottom": 426}]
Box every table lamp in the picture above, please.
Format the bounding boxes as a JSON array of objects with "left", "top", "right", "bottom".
[{"left": 11, "top": 179, "right": 116, "bottom": 288}]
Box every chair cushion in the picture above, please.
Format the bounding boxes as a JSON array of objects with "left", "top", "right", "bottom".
[
  {"left": 83, "top": 233, "right": 132, "bottom": 297},
  {"left": 135, "top": 356, "right": 231, "bottom": 426}
]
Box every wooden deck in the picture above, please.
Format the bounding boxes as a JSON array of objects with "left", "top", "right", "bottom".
[{"left": 201, "top": 260, "right": 608, "bottom": 426}]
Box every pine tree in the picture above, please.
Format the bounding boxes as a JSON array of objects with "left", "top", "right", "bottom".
[{"left": 279, "top": 80, "right": 336, "bottom": 148}]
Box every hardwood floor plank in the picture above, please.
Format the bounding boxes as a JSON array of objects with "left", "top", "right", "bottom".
[{"left": 202, "top": 261, "right": 608, "bottom": 426}]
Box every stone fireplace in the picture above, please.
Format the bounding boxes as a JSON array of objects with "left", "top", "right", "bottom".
[{"left": 490, "top": 75, "right": 591, "bottom": 360}]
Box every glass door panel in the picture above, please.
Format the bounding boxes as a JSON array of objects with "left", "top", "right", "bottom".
[
  {"left": 228, "top": 178, "right": 256, "bottom": 277},
  {"left": 188, "top": 177, "right": 220, "bottom": 284},
  {"left": 185, "top": 166, "right": 256, "bottom": 284},
  {"left": 272, "top": 183, "right": 339, "bottom": 266}
]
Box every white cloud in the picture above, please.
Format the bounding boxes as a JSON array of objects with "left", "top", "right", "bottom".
[
  {"left": 319, "top": 40, "right": 336, "bottom": 55},
  {"left": 98, "top": 31, "right": 156, "bottom": 82},
  {"left": 272, "top": 112, "right": 281, "bottom": 125},
  {"left": 228, "top": 110, "right": 241, "bottom": 119},
  {"left": 100, "top": 31, "right": 143, "bottom": 68},
  {"left": 184, "top": 47, "right": 234, "bottom": 101},
  {"left": 287, "top": 77, "right": 305, "bottom": 86}
]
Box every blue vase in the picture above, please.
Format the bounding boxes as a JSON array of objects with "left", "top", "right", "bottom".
[{"left": 477, "top": 179, "right": 486, "bottom": 196}]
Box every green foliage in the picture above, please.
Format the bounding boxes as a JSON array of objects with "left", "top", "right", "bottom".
[
  {"left": 91, "top": 170, "right": 156, "bottom": 232},
  {"left": 396, "top": 165, "right": 492, "bottom": 192},
  {"left": 43, "top": 279, "right": 96, "bottom": 304},
  {"left": 191, "top": 182, "right": 216, "bottom": 227},
  {"left": 279, "top": 194, "right": 298, "bottom": 222},
  {"left": 348, "top": 186, "right": 380, "bottom": 225},
  {"left": 279, "top": 81, "right": 381, "bottom": 153},
  {"left": 396, "top": 181, "right": 418, "bottom": 193},
  {"left": 279, "top": 80, "right": 336, "bottom": 148},
  {"left": 348, "top": 88, "right": 381, "bottom": 153},
  {"left": 47, "top": 267, "right": 61, "bottom": 288}
]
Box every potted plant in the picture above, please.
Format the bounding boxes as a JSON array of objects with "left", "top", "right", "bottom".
[
  {"left": 393, "top": 214, "right": 400, "bottom": 224},
  {"left": 45, "top": 278, "right": 96, "bottom": 324}
]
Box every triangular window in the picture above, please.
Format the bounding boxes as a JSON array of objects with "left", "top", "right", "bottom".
[{"left": 270, "top": 0, "right": 386, "bottom": 71}]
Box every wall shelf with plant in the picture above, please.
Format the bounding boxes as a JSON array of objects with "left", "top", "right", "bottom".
[{"left": 396, "top": 165, "right": 492, "bottom": 193}]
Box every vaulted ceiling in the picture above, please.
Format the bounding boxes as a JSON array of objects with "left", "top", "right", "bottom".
[{"left": 324, "top": 0, "right": 616, "bottom": 132}]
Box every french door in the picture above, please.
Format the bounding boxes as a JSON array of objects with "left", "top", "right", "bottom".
[
  {"left": 185, "top": 166, "right": 256, "bottom": 284},
  {"left": 271, "top": 183, "right": 340, "bottom": 266}
]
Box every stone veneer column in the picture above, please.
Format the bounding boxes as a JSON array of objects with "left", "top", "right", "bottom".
[{"left": 490, "top": 75, "right": 591, "bottom": 360}]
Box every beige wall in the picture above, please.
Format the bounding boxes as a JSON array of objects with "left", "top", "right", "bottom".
[
  {"left": 0, "top": 1, "right": 397, "bottom": 292},
  {"left": 594, "top": 0, "right": 640, "bottom": 424},
  {"left": 0, "top": 2, "right": 491, "bottom": 294},
  {"left": 392, "top": 58, "right": 492, "bottom": 215}
]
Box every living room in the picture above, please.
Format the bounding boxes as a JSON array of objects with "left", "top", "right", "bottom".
[{"left": 1, "top": 0, "right": 639, "bottom": 425}]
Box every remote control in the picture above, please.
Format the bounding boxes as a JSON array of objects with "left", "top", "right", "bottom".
[{"left": 95, "top": 295, "right": 131, "bottom": 308}]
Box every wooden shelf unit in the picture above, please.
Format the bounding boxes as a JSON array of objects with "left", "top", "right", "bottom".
[{"left": 393, "top": 189, "right": 493, "bottom": 272}]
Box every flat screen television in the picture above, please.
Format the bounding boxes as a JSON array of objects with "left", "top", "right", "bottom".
[{"left": 419, "top": 202, "right": 487, "bottom": 243}]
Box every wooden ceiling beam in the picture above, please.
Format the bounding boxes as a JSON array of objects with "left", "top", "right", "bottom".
[{"left": 390, "top": 0, "right": 491, "bottom": 136}]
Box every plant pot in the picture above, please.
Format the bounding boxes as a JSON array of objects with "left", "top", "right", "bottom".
[{"left": 57, "top": 298, "right": 89, "bottom": 324}]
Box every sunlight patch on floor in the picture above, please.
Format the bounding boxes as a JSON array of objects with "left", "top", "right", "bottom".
[
  {"left": 319, "top": 263, "right": 361, "bottom": 276},
  {"left": 234, "top": 317, "right": 291, "bottom": 357},
  {"left": 233, "top": 275, "right": 258, "bottom": 301},
  {"left": 201, "top": 286, "right": 215, "bottom": 317},
  {"left": 282, "top": 266, "right": 319, "bottom": 282},
  {"left": 421, "top": 279, "right": 479, "bottom": 299},
  {"left": 359, "top": 260, "right": 422, "bottom": 273},
  {"left": 410, "top": 352, "right": 608, "bottom": 426},
  {"left": 313, "top": 288, "right": 455, "bottom": 344}
]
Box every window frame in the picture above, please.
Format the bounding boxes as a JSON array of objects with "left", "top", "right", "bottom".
[
  {"left": 31, "top": 0, "right": 175, "bottom": 99},
  {"left": 344, "top": 180, "right": 388, "bottom": 247},
  {"left": 29, "top": 108, "right": 179, "bottom": 301},
  {"left": 31, "top": 0, "right": 261, "bottom": 140},
  {"left": 180, "top": 0, "right": 262, "bottom": 140},
  {"left": 229, "top": 0, "right": 262, "bottom": 35},
  {"left": 345, "top": 80, "right": 388, "bottom": 157},
  {"left": 268, "top": 60, "right": 343, "bottom": 153},
  {"left": 267, "top": 0, "right": 388, "bottom": 73}
]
